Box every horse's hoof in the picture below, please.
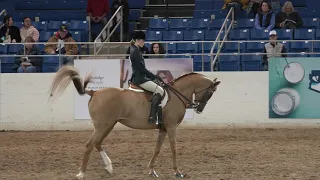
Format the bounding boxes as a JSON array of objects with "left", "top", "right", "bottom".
[
  {"left": 175, "top": 172, "right": 186, "bottom": 178},
  {"left": 149, "top": 170, "right": 159, "bottom": 178},
  {"left": 76, "top": 172, "right": 84, "bottom": 179},
  {"left": 105, "top": 165, "right": 113, "bottom": 175}
]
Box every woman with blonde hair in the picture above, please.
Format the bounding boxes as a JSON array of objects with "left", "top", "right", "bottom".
[{"left": 275, "top": 1, "right": 303, "bottom": 29}]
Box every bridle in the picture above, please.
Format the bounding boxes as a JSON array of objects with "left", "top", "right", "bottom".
[{"left": 160, "top": 80, "right": 216, "bottom": 111}]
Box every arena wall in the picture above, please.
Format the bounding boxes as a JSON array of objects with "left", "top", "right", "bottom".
[{"left": 1, "top": 72, "right": 320, "bottom": 131}]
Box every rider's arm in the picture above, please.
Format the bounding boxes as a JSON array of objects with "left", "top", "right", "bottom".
[{"left": 131, "top": 48, "right": 156, "bottom": 80}]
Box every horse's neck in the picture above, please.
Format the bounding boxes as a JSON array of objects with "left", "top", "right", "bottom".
[{"left": 171, "top": 79, "right": 195, "bottom": 104}]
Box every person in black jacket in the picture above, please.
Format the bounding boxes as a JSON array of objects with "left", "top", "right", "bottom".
[
  {"left": 275, "top": 1, "right": 303, "bottom": 29},
  {"left": 0, "top": 15, "right": 21, "bottom": 43},
  {"left": 129, "top": 31, "right": 164, "bottom": 124},
  {"left": 125, "top": 43, "right": 149, "bottom": 59}
]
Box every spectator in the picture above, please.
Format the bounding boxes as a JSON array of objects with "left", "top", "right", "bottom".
[
  {"left": 86, "top": 0, "right": 109, "bottom": 41},
  {"left": 150, "top": 43, "right": 165, "bottom": 58},
  {"left": 275, "top": 1, "right": 303, "bottom": 29},
  {"left": 246, "top": 0, "right": 263, "bottom": 17},
  {"left": 254, "top": 0, "right": 275, "bottom": 31},
  {"left": 44, "top": 24, "right": 79, "bottom": 65},
  {"left": 0, "top": 15, "right": 21, "bottom": 43},
  {"left": 20, "top": 17, "right": 40, "bottom": 42},
  {"left": 262, "top": 30, "right": 287, "bottom": 71},
  {"left": 111, "top": 0, "right": 129, "bottom": 41},
  {"left": 13, "top": 36, "right": 42, "bottom": 73},
  {"left": 222, "top": 0, "right": 249, "bottom": 25}
]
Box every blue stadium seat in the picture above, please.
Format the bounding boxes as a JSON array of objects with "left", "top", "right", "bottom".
[
  {"left": 241, "top": 55, "right": 262, "bottom": 71},
  {"left": 47, "top": 21, "right": 68, "bottom": 31},
  {"left": 193, "top": 10, "right": 227, "bottom": 18},
  {"left": 69, "top": 20, "right": 89, "bottom": 32},
  {"left": 200, "top": 42, "right": 218, "bottom": 53},
  {"left": 290, "top": 41, "right": 312, "bottom": 52},
  {"left": 40, "top": 31, "right": 54, "bottom": 42},
  {"left": 169, "top": 19, "right": 190, "bottom": 30},
  {"left": 189, "top": 18, "right": 211, "bottom": 30},
  {"left": 218, "top": 55, "right": 241, "bottom": 71},
  {"left": 195, "top": 0, "right": 214, "bottom": 10},
  {"left": 163, "top": 42, "right": 176, "bottom": 53},
  {"left": 148, "top": 19, "right": 169, "bottom": 30},
  {"left": 0, "top": 45, "right": 8, "bottom": 54},
  {"left": 316, "top": 29, "right": 320, "bottom": 39},
  {"left": 276, "top": 29, "right": 293, "bottom": 40},
  {"left": 210, "top": 18, "right": 227, "bottom": 29},
  {"left": 42, "top": 56, "right": 60, "bottom": 73},
  {"left": 235, "top": 19, "right": 255, "bottom": 29},
  {"left": 33, "top": 21, "right": 47, "bottom": 31},
  {"left": 183, "top": 30, "right": 205, "bottom": 41},
  {"left": 146, "top": 31, "right": 163, "bottom": 41},
  {"left": 177, "top": 42, "right": 199, "bottom": 53},
  {"left": 293, "top": 29, "right": 315, "bottom": 40},
  {"left": 213, "top": 0, "right": 224, "bottom": 10},
  {"left": 129, "top": 9, "right": 141, "bottom": 21},
  {"left": 162, "top": 31, "right": 184, "bottom": 41},
  {"left": 302, "top": 18, "right": 319, "bottom": 28},
  {"left": 223, "top": 42, "right": 246, "bottom": 52},
  {"left": 250, "top": 29, "right": 270, "bottom": 40},
  {"left": 8, "top": 44, "right": 23, "bottom": 54},
  {"left": 288, "top": 52, "right": 310, "bottom": 57},
  {"left": 193, "top": 55, "right": 211, "bottom": 71},
  {"left": 204, "top": 30, "right": 221, "bottom": 40},
  {"left": 246, "top": 42, "right": 267, "bottom": 52},
  {"left": 69, "top": 31, "right": 82, "bottom": 42},
  {"left": 0, "top": 57, "right": 15, "bottom": 73},
  {"left": 229, "top": 29, "right": 250, "bottom": 40}
]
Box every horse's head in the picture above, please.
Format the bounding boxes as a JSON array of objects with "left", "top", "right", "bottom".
[{"left": 193, "top": 76, "right": 221, "bottom": 114}]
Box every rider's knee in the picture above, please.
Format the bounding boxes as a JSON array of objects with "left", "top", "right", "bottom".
[{"left": 155, "top": 86, "right": 164, "bottom": 96}]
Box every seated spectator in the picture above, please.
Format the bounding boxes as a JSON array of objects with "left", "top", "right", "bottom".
[
  {"left": 150, "top": 43, "right": 165, "bottom": 58},
  {"left": 222, "top": 0, "right": 249, "bottom": 25},
  {"left": 13, "top": 36, "right": 43, "bottom": 73},
  {"left": 275, "top": 1, "right": 303, "bottom": 29},
  {"left": 246, "top": 0, "right": 263, "bottom": 17},
  {"left": 0, "top": 15, "right": 21, "bottom": 43},
  {"left": 254, "top": 0, "right": 275, "bottom": 31},
  {"left": 44, "top": 24, "right": 79, "bottom": 65},
  {"left": 262, "top": 30, "right": 287, "bottom": 71},
  {"left": 20, "top": 17, "right": 40, "bottom": 42},
  {"left": 86, "top": 0, "right": 109, "bottom": 42}
]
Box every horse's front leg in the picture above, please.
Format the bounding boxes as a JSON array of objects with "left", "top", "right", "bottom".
[
  {"left": 167, "top": 127, "right": 186, "bottom": 178},
  {"left": 148, "top": 128, "right": 167, "bottom": 177}
]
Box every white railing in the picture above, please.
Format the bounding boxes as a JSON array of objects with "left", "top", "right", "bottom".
[
  {"left": 210, "top": 7, "right": 234, "bottom": 71},
  {"left": 94, "top": 6, "right": 123, "bottom": 55},
  {"left": 0, "top": 9, "right": 7, "bottom": 29}
]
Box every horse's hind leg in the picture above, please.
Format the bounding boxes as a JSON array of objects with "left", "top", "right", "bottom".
[
  {"left": 148, "top": 128, "right": 167, "bottom": 177},
  {"left": 95, "top": 122, "right": 117, "bottom": 175},
  {"left": 76, "top": 122, "right": 115, "bottom": 180}
]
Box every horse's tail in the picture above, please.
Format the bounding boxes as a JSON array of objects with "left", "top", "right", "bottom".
[{"left": 49, "top": 65, "right": 92, "bottom": 102}]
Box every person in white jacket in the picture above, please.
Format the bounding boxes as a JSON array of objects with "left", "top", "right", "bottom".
[{"left": 20, "top": 17, "right": 39, "bottom": 42}]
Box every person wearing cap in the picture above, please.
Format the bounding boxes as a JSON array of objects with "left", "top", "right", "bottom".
[
  {"left": 0, "top": 15, "right": 21, "bottom": 43},
  {"left": 262, "top": 30, "right": 287, "bottom": 70},
  {"left": 44, "top": 24, "right": 79, "bottom": 65},
  {"left": 128, "top": 31, "right": 164, "bottom": 124}
]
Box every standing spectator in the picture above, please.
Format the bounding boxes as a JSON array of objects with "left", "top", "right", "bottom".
[
  {"left": 246, "top": 0, "right": 263, "bottom": 17},
  {"left": 86, "top": 0, "right": 109, "bottom": 41},
  {"left": 0, "top": 15, "right": 21, "bottom": 43},
  {"left": 254, "top": 0, "right": 275, "bottom": 31},
  {"left": 44, "top": 24, "right": 79, "bottom": 65},
  {"left": 262, "top": 30, "right": 287, "bottom": 71},
  {"left": 111, "top": 0, "right": 129, "bottom": 41},
  {"left": 14, "top": 36, "right": 42, "bottom": 73},
  {"left": 20, "top": 17, "right": 40, "bottom": 42},
  {"left": 150, "top": 43, "right": 165, "bottom": 58},
  {"left": 275, "top": 1, "right": 303, "bottom": 29}
]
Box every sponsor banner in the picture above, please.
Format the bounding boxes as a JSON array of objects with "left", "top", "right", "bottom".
[
  {"left": 74, "top": 59, "right": 120, "bottom": 120},
  {"left": 269, "top": 57, "right": 320, "bottom": 118},
  {"left": 74, "top": 58, "right": 194, "bottom": 120}
]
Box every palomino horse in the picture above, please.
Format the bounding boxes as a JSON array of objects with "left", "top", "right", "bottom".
[{"left": 49, "top": 65, "right": 221, "bottom": 179}]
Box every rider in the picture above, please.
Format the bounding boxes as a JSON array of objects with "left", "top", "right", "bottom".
[{"left": 129, "top": 30, "right": 165, "bottom": 123}]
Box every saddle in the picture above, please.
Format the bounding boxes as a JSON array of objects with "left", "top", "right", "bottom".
[{"left": 128, "top": 81, "right": 167, "bottom": 102}]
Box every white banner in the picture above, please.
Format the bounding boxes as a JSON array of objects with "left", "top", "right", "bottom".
[
  {"left": 74, "top": 59, "right": 120, "bottom": 120},
  {"left": 74, "top": 58, "right": 193, "bottom": 120}
]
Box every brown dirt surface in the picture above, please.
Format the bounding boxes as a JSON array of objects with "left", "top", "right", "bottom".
[{"left": 1, "top": 128, "right": 320, "bottom": 180}]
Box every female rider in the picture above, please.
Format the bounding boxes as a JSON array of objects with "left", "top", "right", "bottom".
[{"left": 129, "top": 31, "right": 165, "bottom": 124}]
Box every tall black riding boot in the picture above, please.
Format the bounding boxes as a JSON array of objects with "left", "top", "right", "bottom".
[{"left": 148, "top": 93, "right": 162, "bottom": 124}]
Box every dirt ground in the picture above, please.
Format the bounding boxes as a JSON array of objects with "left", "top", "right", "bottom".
[{"left": 1, "top": 128, "right": 320, "bottom": 180}]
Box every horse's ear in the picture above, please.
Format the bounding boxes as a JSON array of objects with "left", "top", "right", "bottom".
[
  {"left": 213, "top": 81, "right": 221, "bottom": 87},
  {"left": 213, "top": 78, "right": 217, "bottom": 82}
]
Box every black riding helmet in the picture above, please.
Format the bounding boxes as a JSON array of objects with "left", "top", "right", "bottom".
[{"left": 132, "top": 30, "right": 146, "bottom": 40}]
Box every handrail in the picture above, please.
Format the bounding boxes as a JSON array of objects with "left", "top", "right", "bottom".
[
  {"left": 94, "top": 6, "right": 123, "bottom": 55},
  {"left": 210, "top": 7, "right": 234, "bottom": 71},
  {"left": 0, "top": 9, "right": 7, "bottom": 29}
]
